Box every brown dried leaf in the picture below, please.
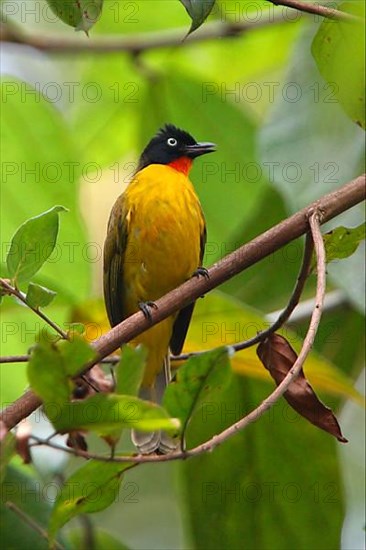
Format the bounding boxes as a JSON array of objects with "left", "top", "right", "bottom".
[
  {"left": 257, "top": 333, "right": 348, "bottom": 443},
  {"left": 66, "top": 432, "right": 88, "bottom": 452}
]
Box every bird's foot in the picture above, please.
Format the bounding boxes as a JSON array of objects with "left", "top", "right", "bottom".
[
  {"left": 193, "top": 266, "right": 209, "bottom": 279},
  {"left": 138, "top": 300, "right": 158, "bottom": 321}
]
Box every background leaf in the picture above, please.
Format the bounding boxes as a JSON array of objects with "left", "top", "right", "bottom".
[{"left": 311, "top": 1, "right": 365, "bottom": 129}]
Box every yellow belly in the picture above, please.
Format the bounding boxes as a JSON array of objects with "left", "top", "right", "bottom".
[{"left": 123, "top": 164, "right": 205, "bottom": 386}]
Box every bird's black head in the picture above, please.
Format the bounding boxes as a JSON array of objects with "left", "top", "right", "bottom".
[{"left": 137, "top": 124, "right": 216, "bottom": 172}]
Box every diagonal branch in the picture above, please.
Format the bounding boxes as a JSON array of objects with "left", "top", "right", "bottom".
[
  {"left": 29, "top": 210, "right": 327, "bottom": 464},
  {"left": 1, "top": 174, "right": 365, "bottom": 430}
]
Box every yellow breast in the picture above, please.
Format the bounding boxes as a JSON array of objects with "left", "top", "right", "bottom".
[{"left": 123, "top": 164, "right": 205, "bottom": 311}]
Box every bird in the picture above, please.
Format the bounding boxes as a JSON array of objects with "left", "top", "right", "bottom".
[{"left": 103, "top": 123, "right": 216, "bottom": 454}]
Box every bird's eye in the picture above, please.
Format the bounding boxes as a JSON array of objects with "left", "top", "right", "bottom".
[{"left": 167, "top": 137, "right": 178, "bottom": 147}]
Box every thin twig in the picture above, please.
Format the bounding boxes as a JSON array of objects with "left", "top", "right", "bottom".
[
  {"left": 0, "top": 279, "right": 67, "bottom": 339},
  {"left": 5, "top": 501, "right": 65, "bottom": 550},
  {"left": 0, "top": 355, "right": 30, "bottom": 363},
  {"left": 0, "top": 15, "right": 283, "bottom": 54},
  {"left": 267, "top": 0, "right": 359, "bottom": 22},
  {"left": 0, "top": 354, "right": 121, "bottom": 364},
  {"left": 1, "top": 174, "right": 365, "bottom": 430}
]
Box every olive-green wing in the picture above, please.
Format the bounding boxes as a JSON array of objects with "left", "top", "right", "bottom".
[
  {"left": 103, "top": 194, "right": 129, "bottom": 327},
  {"left": 170, "top": 223, "right": 206, "bottom": 356}
]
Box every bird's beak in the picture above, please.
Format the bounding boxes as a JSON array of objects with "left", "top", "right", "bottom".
[{"left": 183, "top": 142, "right": 217, "bottom": 158}]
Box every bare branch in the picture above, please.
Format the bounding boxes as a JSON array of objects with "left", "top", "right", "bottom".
[
  {"left": 1, "top": 174, "right": 364, "bottom": 430},
  {"left": 266, "top": 0, "right": 359, "bottom": 22}
]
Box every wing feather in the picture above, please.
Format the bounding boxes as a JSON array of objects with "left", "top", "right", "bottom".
[
  {"left": 170, "top": 221, "right": 206, "bottom": 356},
  {"left": 103, "top": 194, "right": 129, "bottom": 327}
]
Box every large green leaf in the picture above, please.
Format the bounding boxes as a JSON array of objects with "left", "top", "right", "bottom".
[
  {"left": 6, "top": 206, "right": 67, "bottom": 284},
  {"left": 181, "top": 374, "right": 344, "bottom": 550},
  {"left": 53, "top": 393, "right": 180, "bottom": 435},
  {"left": 49, "top": 460, "right": 134, "bottom": 543},
  {"left": 259, "top": 24, "right": 365, "bottom": 311},
  {"left": 311, "top": 1, "right": 365, "bottom": 129}
]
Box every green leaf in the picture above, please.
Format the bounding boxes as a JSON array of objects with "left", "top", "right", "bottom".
[
  {"left": 57, "top": 335, "right": 96, "bottom": 376},
  {"left": 0, "top": 429, "right": 16, "bottom": 484},
  {"left": 180, "top": 0, "right": 216, "bottom": 34},
  {"left": 116, "top": 345, "right": 147, "bottom": 396},
  {"left": 53, "top": 393, "right": 180, "bottom": 435},
  {"left": 27, "top": 341, "right": 71, "bottom": 418},
  {"left": 323, "top": 223, "right": 365, "bottom": 263},
  {"left": 25, "top": 282, "right": 56, "bottom": 309},
  {"left": 311, "top": 1, "right": 365, "bottom": 129},
  {"left": 6, "top": 206, "right": 67, "bottom": 285},
  {"left": 49, "top": 460, "right": 134, "bottom": 543},
  {"left": 46, "top": 0, "right": 104, "bottom": 33},
  {"left": 163, "top": 347, "right": 232, "bottom": 437},
  {"left": 181, "top": 375, "right": 344, "bottom": 550}
]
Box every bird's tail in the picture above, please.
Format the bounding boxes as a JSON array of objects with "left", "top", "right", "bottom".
[{"left": 131, "top": 355, "right": 178, "bottom": 454}]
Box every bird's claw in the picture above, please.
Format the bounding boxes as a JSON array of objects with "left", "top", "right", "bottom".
[
  {"left": 193, "top": 266, "right": 209, "bottom": 279},
  {"left": 138, "top": 300, "right": 158, "bottom": 321}
]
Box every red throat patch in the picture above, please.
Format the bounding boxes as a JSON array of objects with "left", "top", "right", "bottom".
[{"left": 168, "top": 156, "right": 193, "bottom": 176}]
